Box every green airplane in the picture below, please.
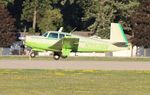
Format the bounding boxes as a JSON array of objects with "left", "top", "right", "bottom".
[{"left": 20, "top": 23, "right": 129, "bottom": 60}]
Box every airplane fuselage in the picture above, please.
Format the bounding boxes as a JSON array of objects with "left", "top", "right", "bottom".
[
  {"left": 25, "top": 32, "right": 127, "bottom": 53},
  {"left": 22, "top": 23, "right": 129, "bottom": 60}
]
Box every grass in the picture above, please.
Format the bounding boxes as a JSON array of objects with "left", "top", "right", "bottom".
[
  {"left": 0, "top": 70, "right": 150, "bottom": 95},
  {"left": 0, "top": 56, "right": 150, "bottom": 61}
]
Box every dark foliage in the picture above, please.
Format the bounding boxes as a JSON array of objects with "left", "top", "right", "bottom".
[
  {"left": 61, "top": 3, "right": 84, "bottom": 31},
  {"left": 131, "top": 0, "right": 150, "bottom": 47},
  {"left": 0, "top": 3, "right": 16, "bottom": 47},
  {"left": 7, "top": 0, "right": 23, "bottom": 29}
]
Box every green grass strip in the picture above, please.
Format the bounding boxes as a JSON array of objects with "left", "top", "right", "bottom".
[{"left": 0, "top": 69, "right": 150, "bottom": 95}]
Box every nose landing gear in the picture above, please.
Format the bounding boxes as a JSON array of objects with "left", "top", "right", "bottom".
[{"left": 29, "top": 51, "right": 38, "bottom": 58}]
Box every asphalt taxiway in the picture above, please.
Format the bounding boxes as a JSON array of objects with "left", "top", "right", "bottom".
[{"left": 0, "top": 60, "right": 150, "bottom": 70}]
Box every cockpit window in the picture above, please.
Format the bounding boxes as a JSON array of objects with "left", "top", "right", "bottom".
[
  {"left": 42, "top": 32, "right": 48, "bottom": 37},
  {"left": 48, "top": 33, "right": 58, "bottom": 38},
  {"left": 59, "top": 34, "right": 65, "bottom": 39}
]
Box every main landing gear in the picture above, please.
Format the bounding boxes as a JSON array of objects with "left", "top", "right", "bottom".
[
  {"left": 53, "top": 52, "right": 61, "bottom": 60},
  {"left": 53, "top": 52, "right": 68, "bottom": 60}
]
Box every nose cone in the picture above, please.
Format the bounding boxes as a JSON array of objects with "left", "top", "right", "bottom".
[{"left": 19, "top": 36, "right": 26, "bottom": 41}]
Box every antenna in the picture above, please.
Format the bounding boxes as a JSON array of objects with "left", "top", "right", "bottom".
[
  {"left": 58, "top": 27, "right": 63, "bottom": 32},
  {"left": 70, "top": 27, "right": 77, "bottom": 34}
]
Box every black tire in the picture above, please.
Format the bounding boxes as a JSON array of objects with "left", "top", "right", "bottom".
[
  {"left": 53, "top": 52, "right": 61, "bottom": 60},
  {"left": 53, "top": 54, "right": 60, "bottom": 60},
  {"left": 30, "top": 51, "right": 37, "bottom": 58}
]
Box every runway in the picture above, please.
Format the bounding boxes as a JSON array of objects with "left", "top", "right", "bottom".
[{"left": 0, "top": 60, "right": 150, "bottom": 70}]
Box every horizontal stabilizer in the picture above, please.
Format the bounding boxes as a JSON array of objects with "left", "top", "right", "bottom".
[{"left": 112, "top": 42, "right": 128, "bottom": 47}]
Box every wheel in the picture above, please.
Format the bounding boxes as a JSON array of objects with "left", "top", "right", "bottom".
[
  {"left": 53, "top": 52, "right": 61, "bottom": 60},
  {"left": 53, "top": 54, "right": 60, "bottom": 60},
  {"left": 30, "top": 51, "right": 37, "bottom": 58}
]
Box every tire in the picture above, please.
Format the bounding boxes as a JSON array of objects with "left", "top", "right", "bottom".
[
  {"left": 53, "top": 54, "right": 60, "bottom": 60},
  {"left": 30, "top": 51, "right": 37, "bottom": 58},
  {"left": 53, "top": 52, "right": 61, "bottom": 60}
]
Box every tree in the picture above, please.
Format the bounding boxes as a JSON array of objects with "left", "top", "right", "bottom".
[
  {"left": 5, "top": 0, "right": 23, "bottom": 30},
  {"left": 1, "top": 0, "right": 14, "bottom": 5},
  {"left": 22, "top": 0, "right": 52, "bottom": 32},
  {"left": 52, "top": 0, "right": 99, "bottom": 32},
  {"left": 59, "top": 0, "right": 84, "bottom": 31},
  {"left": 78, "top": 0, "right": 99, "bottom": 30},
  {"left": 86, "top": 0, "right": 139, "bottom": 38},
  {"left": 0, "top": 2, "right": 16, "bottom": 47},
  {"left": 131, "top": 0, "right": 150, "bottom": 47},
  {"left": 38, "top": 9, "right": 63, "bottom": 32}
]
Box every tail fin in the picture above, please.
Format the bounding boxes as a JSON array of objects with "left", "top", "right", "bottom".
[{"left": 110, "top": 23, "right": 128, "bottom": 45}]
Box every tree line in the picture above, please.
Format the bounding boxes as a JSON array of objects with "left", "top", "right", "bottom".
[{"left": 0, "top": 0, "right": 150, "bottom": 48}]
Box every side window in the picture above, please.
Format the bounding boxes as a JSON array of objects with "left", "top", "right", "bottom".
[
  {"left": 42, "top": 33, "right": 48, "bottom": 37},
  {"left": 59, "top": 34, "right": 65, "bottom": 39},
  {"left": 48, "top": 33, "right": 58, "bottom": 38}
]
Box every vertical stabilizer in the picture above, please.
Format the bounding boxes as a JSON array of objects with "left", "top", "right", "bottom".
[{"left": 110, "top": 23, "right": 128, "bottom": 44}]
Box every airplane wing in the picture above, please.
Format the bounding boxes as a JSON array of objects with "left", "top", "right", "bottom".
[{"left": 50, "top": 37, "right": 79, "bottom": 56}]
